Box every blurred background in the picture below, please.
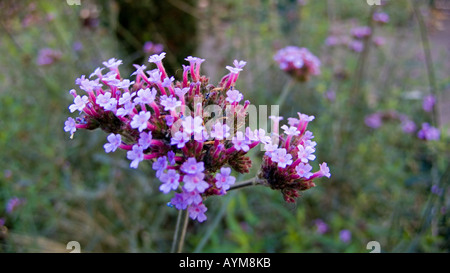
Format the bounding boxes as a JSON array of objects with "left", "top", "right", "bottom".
[{"left": 0, "top": 0, "right": 449, "bottom": 252}]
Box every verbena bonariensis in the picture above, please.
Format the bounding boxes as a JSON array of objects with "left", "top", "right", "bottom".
[
  {"left": 64, "top": 52, "right": 330, "bottom": 222},
  {"left": 273, "top": 46, "right": 321, "bottom": 82}
]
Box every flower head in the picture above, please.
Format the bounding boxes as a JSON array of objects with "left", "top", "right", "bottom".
[
  {"left": 180, "top": 157, "right": 205, "bottom": 175},
  {"left": 64, "top": 54, "right": 328, "bottom": 222},
  {"left": 274, "top": 46, "right": 321, "bottom": 81},
  {"left": 127, "top": 145, "right": 144, "bottom": 169},
  {"left": 131, "top": 111, "right": 151, "bottom": 132},
  {"left": 104, "top": 133, "right": 122, "bottom": 153},
  {"left": 160, "top": 95, "right": 181, "bottom": 111},
  {"left": 215, "top": 167, "right": 236, "bottom": 191},
  {"left": 159, "top": 169, "right": 180, "bottom": 194},
  {"left": 226, "top": 89, "right": 244, "bottom": 104},
  {"left": 148, "top": 52, "right": 166, "bottom": 63},
  {"left": 418, "top": 123, "right": 440, "bottom": 141},
  {"left": 69, "top": 95, "right": 89, "bottom": 113}
]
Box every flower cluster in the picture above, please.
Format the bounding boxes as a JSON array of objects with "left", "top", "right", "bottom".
[
  {"left": 258, "top": 113, "right": 330, "bottom": 203},
  {"left": 64, "top": 52, "right": 329, "bottom": 222},
  {"left": 273, "top": 46, "right": 321, "bottom": 82}
]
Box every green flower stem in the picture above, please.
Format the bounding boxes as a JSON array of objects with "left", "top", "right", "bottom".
[
  {"left": 170, "top": 208, "right": 183, "bottom": 253},
  {"left": 228, "top": 176, "right": 265, "bottom": 191},
  {"left": 276, "top": 78, "right": 296, "bottom": 109}
]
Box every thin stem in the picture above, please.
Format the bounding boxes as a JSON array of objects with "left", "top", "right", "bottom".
[
  {"left": 177, "top": 209, "right": 190, "bottom": 253},
  {"left": 349, "top": 5, "right": 376, "bottom": 107},
  {"left": 228, "top": 176, "right": 264, "bottom": 191},
  {"left": 276, "top": 78, "right": 296, "bottom": 109},
  {"left": 170, "top": 209, "right": 183, "bottom": 253},
  {"left": 413, "top": 1, "right": 439, "bottom": 127}
]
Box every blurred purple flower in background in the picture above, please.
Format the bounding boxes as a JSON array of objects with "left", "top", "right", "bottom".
[
  {"left": 417, "top": 123, "right": 440, "bottom": 141},
  {"left": 422, "top": 94, "right": 436, "bottom": 113},
  {"left": 339, "top": 229, "right": 352, "bottom": 243},
  {"left": 314, "top": 219, "right": 329, "bottom": 234},
  {"left": 143, "top": 41, "right": 164, "bottom": 54},
  {"left": 6, "top": 197, "right": 25, "bottom": 214},
  {"left": 365, "top": 112, "right": 383, "bottom": 129},
  {"left": 36, "top": 48, "right": 62, "bottom": 66},
  {"left": 274, "top": 46, "right": 320, "bottom": 81},
  {"left": 351, "top": 26, "right": 372, "bottom": 39},
  {"left": 373, "top": 12, "right": 390, "bottom": 24},
  {"left": 348, "top": 40, "right": 364, "bottom": 53}
]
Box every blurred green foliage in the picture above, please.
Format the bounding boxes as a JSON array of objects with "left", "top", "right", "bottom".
[{"left": 0, "top": 0, "right": 449, "bottom": 252}]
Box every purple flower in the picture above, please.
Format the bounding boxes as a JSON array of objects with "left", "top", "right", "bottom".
[
  {"left": 365, "top": 113, "right": 383, "bottom": 129},
  {"left": 147, "top": 69, "right": 162, "bottom": 83},
  {"left": 171, "top": 131, "right": 190, "bottom": 148},
  {"left": 373, "top": 12, "right": 389, "bottom": 23},
  {"left": 104, "top": 133, "right": 122, "bottom": 153},
  {"left": 314, "top": 219, "right": 329, "bottom": 234},
  {"left": 373, "top": 36, "right": 386, "bottom": 47},
  {"left": 351, "top": 26, "right": 372, "bottom": 39},
  {"left": 167, "top": 151, "right": 176, "bottom": 165},
  {"left": 295, "top": 163, "right": 313, "bottom": 179},
  {"left": 130, "top": 111, "right": 151, "bottom": 132},
  {"left": 36, "top": 48, "right": 62, "bottom": 66},
  {"left": 174, "top": 87, "right": 189, "bottom": 99},
  {"left": 143, "top": 41, "right": 163, "bottom": 54},
  {"left": 400, "top": 119, "right": 416, "bottom": 134},
  {"left": 422, "top": 95, "right": 436, "bottom": 113},
  {"left": 69, "top": 95, "right": 89, "bottom": 113},
  {"left": 134, "top": 88, "right": 157, "bottom": 105},
  {"left": 215, "top": 167, "right": 236, "bottom": 191},
  {"left": 153, "top": 156, "right": 168, "bottom": 178},
  {"left": 188, "top": 202, "right": 208, "bottom": 222},
  {"left": 273, "top": 46, "right": 321, "bottom": 78},
  {"left": 348, "top": 40, "right": 364, "bottom": 53},
  {"left": 417, "top": 123, "right": 440, "bottom": 141},
  {"left": 161, "top": 76, "right": 175, "bottom": 88},
  {"left": 182, "top": 116, "right": 204, "bottom": 135},
  {"left": 64, "top": 117, "right": 77, "bottom": 136},
  {"left": 116, "top": 101, "right": 135, "bottom": 117},
  {"left": 116, "top": 79, "right": 135, "bottom": 89},
  {"left": 210, "top": 122, "right": 231, "bottom": 140},
  {"left": 96, "top": 92, "right": 113, "bottom": 109},
  {"left": 226, "top": 89, "right": 243, "bottom": 104},
  {"left": 160, "top": 95, "right": 181, "bottom": 111},
  {"left": 298, "top": 112, "right": 315, "bottom": 123},
  {"left": 281, "top": 125, "right": 300, "bottom": 136},
  {"left": 297, "top": 145, "right": 316, "bottom": 163},
  {"left": 180, "top": 157, "right": 205, "bottom": 175},
  {"left": 103, "top": 58, "right": 123, "bottom": 69},
  {"left": 127, "top": 145, "right": 144, "bottom": 169},
  {"left": 182, "top": 190, "right": 203, "bottom": 205},
  {"left": 165, "top": 115, "right": 175, "bottom": 127},
  {"left": 6, "top": 197, "right": 25, "bottom": 214},
  {"left": 319, "top": 162, "right": 331, "bottom": 178},
  {"left": 148, "top": 52, "right": 166, "bottom": 63},
  {"left": 339, "top": 229, "right": 352, "bottom": 243},
  {"left": 431, "top": 184, "right": 443, "bottom": 196},
  {"left": 226, "top": 65, "right": 243, "bottom": 74},
  {"left": 270, "top": 148, "right": 293, "bottom": 168},
  {"left": 138, "top": 131, "right": 153, "bottom": 149},
  {"left": 131, "top": 64, "right": 147, "bottom": 77},
  {"left": 183, "top": 172, "right": 209, "bottom": 193},
  {"left": 170, "top": 193, "right": 188, "bottom": 210},
  {"left": 233, "top": 60, "right": 247, "bottom": 69},
  {"left": 254, "top": 129, "right": 271, "bottom": 144},
  {"left": 118, "top": 92, "right": 136, "bottom": 105},
  {"left": 232, "top": 131, "right": 250, "bottom": 152},
  {"left": 159, "top": 169, "right": 180, "bottom": 194}
]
